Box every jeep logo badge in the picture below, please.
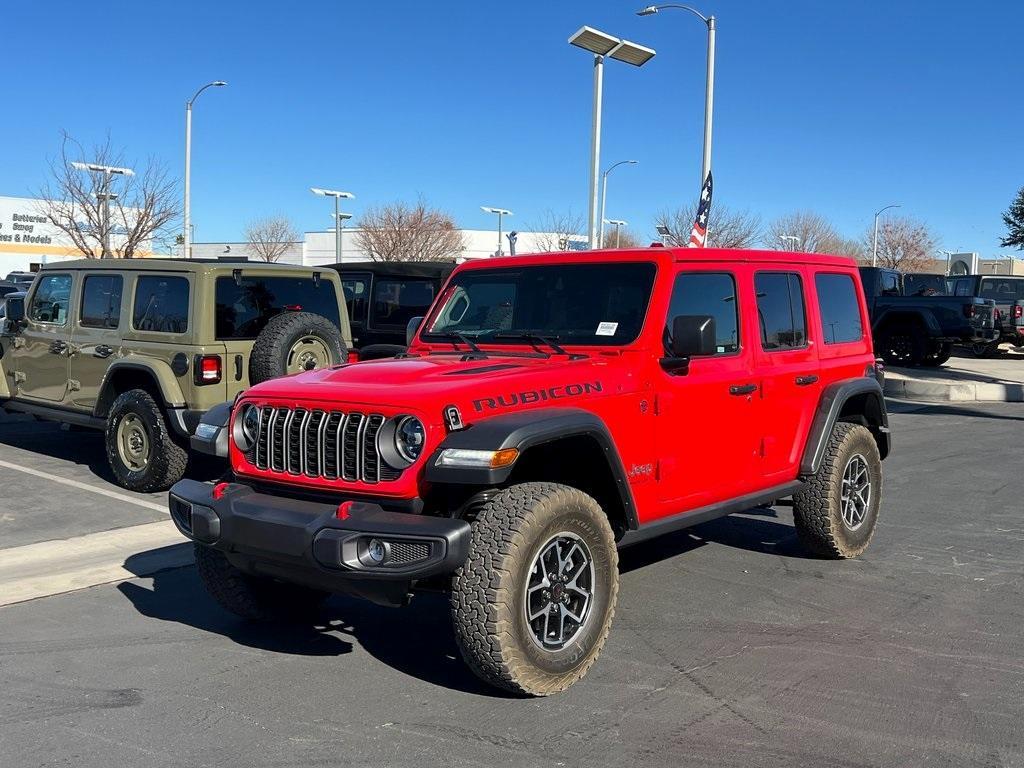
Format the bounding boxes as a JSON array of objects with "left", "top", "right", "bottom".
[{"left": 444, "top": 405, "right": 464, "bottom": 432}]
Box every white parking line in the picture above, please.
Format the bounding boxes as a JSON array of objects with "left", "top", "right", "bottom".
[
  {"left": 0, "top": 458, "right": 167, "bottom": 513},
  {"left": 0, "top": 520, "right": 191, "bottom": 607}
]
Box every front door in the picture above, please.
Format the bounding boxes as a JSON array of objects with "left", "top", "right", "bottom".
[
  {"left": 751, "top": 268, "right": 820, "bottom": 481},
  {"left": 655, "top": 267, "right": 762, "bottom": 512},
  {"left": 69, "top": 272, "right": 125, "bottom": 411},
  {"left": 14, "top": 272, "right": 75, "bottom": 403}
]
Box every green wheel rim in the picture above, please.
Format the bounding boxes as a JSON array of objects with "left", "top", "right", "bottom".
[
  {"left": 286, "top": 335, "right": 334, "bottom": 374},
  {"left": 116, "top": 413, "right": 150, "bottom": 472}
]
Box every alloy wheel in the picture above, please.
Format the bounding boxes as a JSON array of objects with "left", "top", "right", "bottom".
[{"left": 523, "top": 532, "right": 595, "bottom": 651}]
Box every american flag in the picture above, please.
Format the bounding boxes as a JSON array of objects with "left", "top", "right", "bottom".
[{"left": 687, "top": 171, "right": 713, "bottom": 248}]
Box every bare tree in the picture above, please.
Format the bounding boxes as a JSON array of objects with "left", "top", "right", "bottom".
[
  {"left": 527, "top": 209, "right": 587, "bottom": 252},
  {"left": 604, "top": 227, "right": 645, "bottom": 249},
  {"left": 765, "top": 210, "right": 849, "bottom": 253},
  {"left": 860, "top": 216, "right": 937, "bottom": 272},
  {"left": 36, "top": 131, "right": 179, "bottom": 258},
  {"left": 355, "top": 200, "right": 465, "bottom": 262},
  {"left": 244, "top": 216, "right": 299, "bottom": 262},
  {"left": 655, "top": 203, "right": 761, "bottom": 249}
]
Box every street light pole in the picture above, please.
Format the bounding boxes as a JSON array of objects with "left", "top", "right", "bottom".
[
  {"left": 311, "top": 188, "right": 355, "bottom": 262},
  {"left": 570, "top": 27, "right": 656, "bottom": 249},
  {"left": 331, "top": 212, "right": 353, "bottom": 260},
  {"left": 871, "top": 203, "right": 901, "bottom": 267},
  {"left": 481, "top": 207, "right": 512, "bottom": 256},
  {"left": 183, "top": 80, "right": 226, "bottom": 259},
  {"left": 70, "top": 162, "right": 134, "bottom": 258},
  {"left": 779, "top": 234, "right": 800, "bottom": 251},
  {"left": 599, "top": 160, "right": 638, "bottom": 248},
  {"left": 604, "top": 218, "right": 628, "bottom": 248},
  {"left": 637, "top": 5, "right": 715, "bottom": 187}
]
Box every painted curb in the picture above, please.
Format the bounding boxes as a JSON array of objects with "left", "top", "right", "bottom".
[{"left": 884, "top": 374, "right": 1024, "bottom": 403}]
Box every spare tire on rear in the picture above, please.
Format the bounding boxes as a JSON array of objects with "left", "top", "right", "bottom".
[{"left": 249, "top": 311, "right": 345, "bottom": 385}]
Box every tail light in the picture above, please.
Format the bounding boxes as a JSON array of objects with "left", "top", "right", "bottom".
[
  {"left": 195, "top": 354, "right": 222, "bottom": 385},
  {"left": 347, "top": 349, "right": 360, "bottom": 363},
  {"left": 965, "top": 304, "right": 976, "bottom": 319},
  {"left": 1015, "top": 305, "right": 1022, "bottom": 320}
]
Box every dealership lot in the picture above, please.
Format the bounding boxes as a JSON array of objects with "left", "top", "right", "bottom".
[{"left": 1, "top": 401, "right": 1022, "bottom": 767}]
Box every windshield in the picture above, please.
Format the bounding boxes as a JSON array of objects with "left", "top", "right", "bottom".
[{"left": 422, "top": 262, "right": 657, "bottom": 346}]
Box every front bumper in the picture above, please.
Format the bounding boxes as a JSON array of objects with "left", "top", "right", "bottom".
[{"left": 169, "top": 479, "right": 471, "bottom": 607}]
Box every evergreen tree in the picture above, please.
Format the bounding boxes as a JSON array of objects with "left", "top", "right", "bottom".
[{"left": 1000, "top": 187, "right": 1024, "bottom": 249}]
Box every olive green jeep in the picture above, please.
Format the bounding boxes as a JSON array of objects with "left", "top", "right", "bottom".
[{"left": 0, "top": 259, "right": 351, "bottom": 492}]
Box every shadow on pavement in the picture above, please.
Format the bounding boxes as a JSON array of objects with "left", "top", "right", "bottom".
[
  {"left": 619, "top": 508, "right": 808, "bottom": 574},
  {"left": 894, "top": 401, "right": 1024, "bottom": 421},
  {"left": 117, "top": 547, "right": 505, "bottom": 697}
]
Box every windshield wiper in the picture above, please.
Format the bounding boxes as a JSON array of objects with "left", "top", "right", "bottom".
[
  {"left": 494, "top": 332, "right": 568, "bottom": 356},
  {"left": 432, "top": 332, "right": 488, "bottom": 359}
]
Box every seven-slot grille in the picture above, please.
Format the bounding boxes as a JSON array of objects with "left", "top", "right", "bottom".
[{"left": 249, "top": 406, "right": 401, "bottom": 483}]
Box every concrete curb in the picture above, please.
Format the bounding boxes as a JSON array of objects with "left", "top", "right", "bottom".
[{"left": 884, "top": 374, "right": 1024, "bottom": 402}]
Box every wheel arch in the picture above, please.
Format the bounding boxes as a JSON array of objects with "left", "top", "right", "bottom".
[
  {"left": 873, "top": 308, "right": 938, "bottom": 335},
  {"left": 424, "top": 408, "right": 638, "bottom": 537},
  {"left": 800, "top": 377, "right": 890, "bottom": 476},
  {"left": 94, "top": 359, "right": 185, "bottom": 419}
]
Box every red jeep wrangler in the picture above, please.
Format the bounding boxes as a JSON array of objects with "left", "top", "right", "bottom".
[{"left": 170, "top": 248, "right": 890, "bottom": 696}]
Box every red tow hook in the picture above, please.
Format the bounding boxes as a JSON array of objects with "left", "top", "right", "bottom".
[
  {"left": 212, "top": 482, "right": 231, "bottom": 500},
  {"left": 336, "top": 501, "right": 354, "bottom": 520}
]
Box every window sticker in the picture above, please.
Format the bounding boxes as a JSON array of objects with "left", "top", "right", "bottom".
[{"left": 595, "top": 321, "right": 618, "bottom": 336}]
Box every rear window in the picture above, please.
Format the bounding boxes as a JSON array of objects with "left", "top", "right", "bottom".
[
  {"left": 979, "top": 278, "right": 1024, "bottom": 302},
  {"left": 133, "top": 276, "right": 190, "bottom": 334},
  {"left": 371, "top": 278, "right": 437, "bottom": 329},
  {"left": 903, "top": 274, "right": 948, "bottom": 296},
  {"left": 755, "top": 272, "right": 807, "bottom": 350},
  {"left": 81, "top": 274, "right": 123, "bottom": 329},
  {"left": 815, "top": 273, "right": 863, "bottom": 344},
  {"left": 215, "top": 275, "right": 340, "bottom": 339}
]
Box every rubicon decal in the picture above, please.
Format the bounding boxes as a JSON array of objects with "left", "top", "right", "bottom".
[{"left": 473, "top": 381, "right": 603, "bottom": 412}]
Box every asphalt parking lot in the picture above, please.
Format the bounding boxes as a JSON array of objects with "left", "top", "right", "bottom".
[{"left": 1, "top": 402, "right": 1022, "bottom": 768}]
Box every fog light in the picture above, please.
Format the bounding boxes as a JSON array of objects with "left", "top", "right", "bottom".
[{"left": 366, "top": 538, "right": 388, "bottom": 565}]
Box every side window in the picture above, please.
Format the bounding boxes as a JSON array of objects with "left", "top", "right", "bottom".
[
  {"left": 371, "top": 278, "right": 436, "bottom": 329},
  {"left": 29, "top": 274, "right": 72, "bottom": 325},
  {"left": 666, "top": 272, "right": 739, "bottom": 355},
  {"left": 80, "top": 275, "right": 123, "bottom": 329},
  {"left": 880, "top": 272, "right": 900, "bottom": 296},
  {"left": 755, "top": 272, "right": 807, "bottom": 351},
  {"left": 954, "top": 279, "right": 972, "bottom": 297},
  {"left": 815, "top": 273, "right": 863, "bottom": 344},
  {"left": 341, "top": 275, "right": 369, "bottom": 325},
  {"left": 133, "top": 276, "right": 190, "bottom": 333}
]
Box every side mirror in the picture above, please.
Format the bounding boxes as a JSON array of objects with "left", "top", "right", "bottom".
[
  {"left": 406, "top": 316, "right": 424, "bottom": 346},
  {"left": 661, "top": 315, "right": 716, "bottom": 373},
  {"left": 5, "top": 295, "right": 25, "bottom": 329}
]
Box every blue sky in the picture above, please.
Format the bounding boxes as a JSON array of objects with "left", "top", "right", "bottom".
[{"left": 3, "top": 0, "right": 1021, "bottom": 254}]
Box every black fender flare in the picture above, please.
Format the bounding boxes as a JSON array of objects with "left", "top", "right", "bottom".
[
  {"left": 424, "top": 407, "right": 639, "bottom": 530},
  {"left": 872, "top": 307, "right": 939, "bottom": 336},
  {"left": 800, "top": 377, "right": 890, "bottom": 476}
]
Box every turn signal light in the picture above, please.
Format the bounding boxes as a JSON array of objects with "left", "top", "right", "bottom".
[
  {"left": 195, "top": 355, "right": 222, "bottom": 385},
  {"left": 1015, "top": 305, "right": 1023, "bottom": 320}
]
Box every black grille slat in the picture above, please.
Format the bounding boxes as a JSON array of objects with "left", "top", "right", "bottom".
[{"left": 251, "top": 407, "right": 396, "bottom": 484}]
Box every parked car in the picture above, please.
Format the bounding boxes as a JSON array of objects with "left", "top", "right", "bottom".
[
  {"left": 5, "top": 271, "right": 37, "bottom": 287},
  {"left": 331, "top": 261, "right": 456, "bottom": 359},
  {"left": 948, "top": 274, "right": 1024, "bottom": 356},
  {"left": 0, "top": 259, "right": 351, "bottom": 491},
  {"left": 859, "top": 266, "right": 997, "bottom": 366},
  {"left": 171, "top": 247, "right": 890, "bottom": 696}
]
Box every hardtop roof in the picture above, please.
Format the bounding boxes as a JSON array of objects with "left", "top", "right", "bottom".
[
  {"left": 328, "top": 261, "right": 458, "bottom": 279},
  {"left": 38, "top": 258, "right": 332, "bottom": 275}
]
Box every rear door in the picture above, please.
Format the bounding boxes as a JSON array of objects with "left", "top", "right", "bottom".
[
  {"left": 367, "top": 275, "right": 438, "bottom": 347},
  {"left": 751, "top": 268, "right": 820, "bottom": 481},
  {"left": 14, "top": 272, "right": 76, "bottom": 403},
  {"left": 69, "top": 272, "right": 125, "bottom": 410},
  {"left": 655, "top": 265, "right": 763, "bottom": 511}
]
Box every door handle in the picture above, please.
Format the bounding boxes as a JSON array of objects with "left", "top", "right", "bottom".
[
  {"left": 729, "top": 383, "right": 758, "bottom": 396},
  {"left": 94, "top": 344, "right": 115, "bottom": 359},
  {"left": 49, "top": 340, "right": 68, "bottom": 355},
  {"left": 795, "top": 375, "right": 819, "bottom": 386}
]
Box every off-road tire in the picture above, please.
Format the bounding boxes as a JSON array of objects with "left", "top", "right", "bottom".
[
  {"left": 450, "top": 482, "right": 618, "bottom": 696},
  {"left": 921, "top": 341, "right": 953, "bottom": 367},
  {"left": 194, "top": 545, "right": 328, "bottom": 621},
  {"left": 971, "top": 341, "right": 1000, "bottom": 358},
  {"left": 105, "top": 389, "right": 187, "bottom": 492},
  {"left": 879, "top": 322, "right": 927, "bottom": 366},
  {"left": 793, "top": 422, "right": 882, "bottom": 559},
  {"left": 249, "top": 311, "right": 345, "bottom": 385}
]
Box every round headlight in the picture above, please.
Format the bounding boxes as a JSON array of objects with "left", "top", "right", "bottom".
[
  {"left": 234, "top": 404, "right": 260, "bottom": 451},
  {"left": 395, "top": 416, "right": 425, "bottom": 464}
]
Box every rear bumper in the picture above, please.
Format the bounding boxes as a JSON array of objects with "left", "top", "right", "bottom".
[{"left": 168, "top": 479, "right": 471, "bottom": 607}]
